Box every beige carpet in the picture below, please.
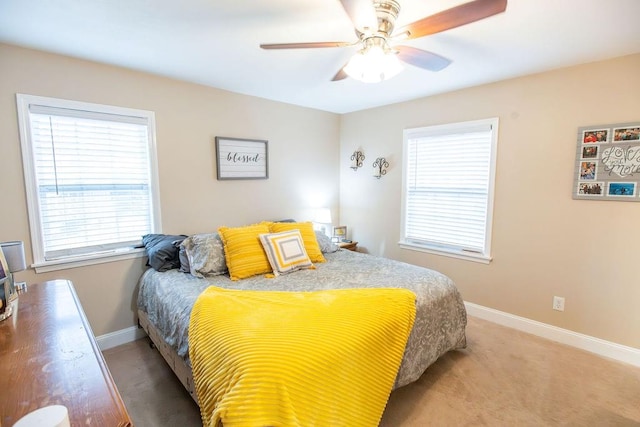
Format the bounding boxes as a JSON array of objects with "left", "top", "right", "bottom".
[{"left": 103, "top": 316, "right": 640, "bottom": 426}]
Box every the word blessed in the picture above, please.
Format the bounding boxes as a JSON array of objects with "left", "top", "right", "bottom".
[{"left": 226, "top": 152, "right": 261, "bottom": 163}]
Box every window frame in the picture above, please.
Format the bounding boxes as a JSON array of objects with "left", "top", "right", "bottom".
[
  {"left": 399, "top": 118, "right": 499, "bottom": 264},
  {"left": 16, "top": 94, "right": 162, "bottom": 273}
]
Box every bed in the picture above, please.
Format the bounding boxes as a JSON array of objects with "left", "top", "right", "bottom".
[{"left": 137, "top": 227, "right": 467, "bottom": 414}]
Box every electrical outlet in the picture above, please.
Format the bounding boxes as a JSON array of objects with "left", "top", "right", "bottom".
[{"left": 553, "top": 296, "right": 565, "bottom": 311}]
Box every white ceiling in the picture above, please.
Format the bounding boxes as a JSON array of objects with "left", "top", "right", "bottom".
[{"left": 1, "top": 0, "right": 639, "bottom": 114}]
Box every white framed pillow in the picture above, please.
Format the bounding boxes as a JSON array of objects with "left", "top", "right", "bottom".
[{"left": 259, "top": 230, "right": 315, "bottom": 276}]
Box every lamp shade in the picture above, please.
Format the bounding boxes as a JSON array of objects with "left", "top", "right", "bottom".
[
  {"left": 312, "top": 208, "right": 332, "bottom": 225},
  {"left": 1, "top": 241, "right": 26, "bottom": 272}
]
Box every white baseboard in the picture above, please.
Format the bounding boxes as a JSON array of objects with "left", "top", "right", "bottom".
[
  {"left": 465, "top": 302, "right": 640, "bottom": 368},
  {"left": 97, "top": 325, "right": 146, "bottom": 351},
  {"left": 96, "top": 304, "right": 640, "bottom": 368}
]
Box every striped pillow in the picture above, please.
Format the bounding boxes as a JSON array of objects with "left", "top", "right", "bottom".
[
  {"left": 218, "top": 223, "right": 272, "bottom": 280},
  {"left": 268, "top": 221, "right": 326, "bottom": 263},
  {"left": 259, "top": 230, "right": 315, "bottom": 276}
]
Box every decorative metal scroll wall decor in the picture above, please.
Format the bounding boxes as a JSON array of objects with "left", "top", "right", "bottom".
[
  {"left": 373, "top": 157, "right": 389, "bottom": 179},
  {"left": 350, "top": 150, "right": 365, "bottom": 171},
  {"left": 573, "top": 121, "right": 640, "bottom": 201}
]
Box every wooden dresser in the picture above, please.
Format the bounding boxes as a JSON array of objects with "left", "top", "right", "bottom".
[{"left": 0, "top": 280, "right": 132, "bottom": 427}]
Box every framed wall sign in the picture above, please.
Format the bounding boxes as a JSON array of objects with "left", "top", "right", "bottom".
[
  {"left": 215, "top": 137, "right": 268, "bottom": 180},
  {"left": 573, "top": 122, "right": 640, "bottom": 201}
]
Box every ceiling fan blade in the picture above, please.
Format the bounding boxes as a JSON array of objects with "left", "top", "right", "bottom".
[
  {"left": 396, "top": 46, "right": 451, "bottom": 71},
  {"left": 332, "top": 66, "right": 349, "bottom": 82},
  {"left": 261, "top": 41, "right": 353, "bottom": 50},
  {"left": 395, "top": 0, "right": 507, "bottom": 40},
  {"left": 339, "top": 0, "right": 378, "bottom": 32}
]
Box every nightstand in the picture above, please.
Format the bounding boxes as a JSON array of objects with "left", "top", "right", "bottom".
[{"left": 338, "top": 241, "right": 358, "bottom": 251}]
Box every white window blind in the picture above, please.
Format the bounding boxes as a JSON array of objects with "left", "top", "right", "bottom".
[
  {"left": 17, "top": 94, "right": 161, "bottom": 267},
  {"left": 401, "top": 118, "right": 498, "bottom": 262}
]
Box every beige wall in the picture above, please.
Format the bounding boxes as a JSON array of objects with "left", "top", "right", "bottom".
[
  {"left": 340, "top": 53, "right": 640, "bottom": 349},
  {"left": 0, "top": 43, "right": 340, "bottom": 335},
  {"left": 2, "top": 42, "right": 638, "bottom": 351}
]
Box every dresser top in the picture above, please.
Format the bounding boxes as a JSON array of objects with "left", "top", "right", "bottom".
[{"left": 0, "top": 280, "right": 132, "bottom": 427}]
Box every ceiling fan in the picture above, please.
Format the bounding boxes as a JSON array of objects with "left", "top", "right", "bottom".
[{"left": 260, "top": 0, "right": 507, "bottom": 83}]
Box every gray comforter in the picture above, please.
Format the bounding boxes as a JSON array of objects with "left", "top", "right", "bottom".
[{"left": 137, "top": 249, "right": 467, "bottom": 388}]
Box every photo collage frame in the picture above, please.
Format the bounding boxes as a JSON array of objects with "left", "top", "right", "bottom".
[{"left": 573, "top": 122, "right": 640, "bottom": 201}]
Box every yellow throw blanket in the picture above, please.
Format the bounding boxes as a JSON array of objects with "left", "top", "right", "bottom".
[{"left": 188, "top": 286, "right": 416, "bottom": 427}]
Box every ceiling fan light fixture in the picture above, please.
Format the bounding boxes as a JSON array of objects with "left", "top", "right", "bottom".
[
  {"left": 262, "top": 0, "right": 508, "bottom": 82},
  {"left": 343, "top": 39, "right": 403, "bottom": 83}
]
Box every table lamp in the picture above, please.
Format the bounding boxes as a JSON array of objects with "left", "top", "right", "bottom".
[
  {"left": 0, "top": 240, "right": 26, "bottom": 321},
  {"left": 312, "top": 208, "right": 332, "bottom": 236}
]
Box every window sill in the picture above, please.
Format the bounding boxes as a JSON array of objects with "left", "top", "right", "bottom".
[
  {"left": 32, "top": 248, "right": 146, "bottom": 273},
  {"left": 398, "top": 241, "right": 492, "bottom": 264}
]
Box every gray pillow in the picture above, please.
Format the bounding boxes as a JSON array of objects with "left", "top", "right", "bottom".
[
  {"left": 177, "top": 243, "right": 190, "bottom": 273},
  {"left": 142, "top": 234, "right": 187, "bottom": 272},
  {"left": 181, "top": 233, "right": 228, "bottom": 278},
  {"left": 315, "top": 231, "right": 339, "bottom": 253}
]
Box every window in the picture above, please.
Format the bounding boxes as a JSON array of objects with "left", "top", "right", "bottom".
[
  {"left": 16, "top": 94, "right": 161, "bottom": 272},
  {"left": 400, "top": 118, "right": 498, "bottom": 263}
]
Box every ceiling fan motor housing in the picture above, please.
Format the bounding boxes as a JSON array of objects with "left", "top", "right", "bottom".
[{"left": 373, "top": 0, "right": 401, "bottom": 36}]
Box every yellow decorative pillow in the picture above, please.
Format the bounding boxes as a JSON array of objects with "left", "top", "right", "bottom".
[
  {"left": 269, "top": 221, "right": 326, "bottom": 263},
  {"left": 259, "top": 230, "right": 315, "bottom": 276},
  {"left": 218, "top": 223, "right": 272, "bottom": 280}
]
